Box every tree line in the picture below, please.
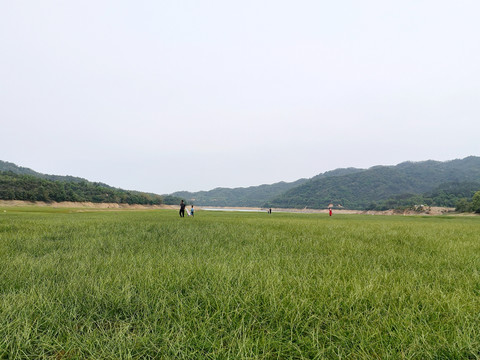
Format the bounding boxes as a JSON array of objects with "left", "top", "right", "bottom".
[
  {"left": 366, "top": 181, "right": 480, "bottom": 211},
  {"left": 455, "top": 191, "right": 480, "bottom": 213}
]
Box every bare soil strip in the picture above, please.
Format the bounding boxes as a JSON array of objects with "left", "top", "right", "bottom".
[{"left": 0, "top": 200, "right": 459, "bottom": 215}]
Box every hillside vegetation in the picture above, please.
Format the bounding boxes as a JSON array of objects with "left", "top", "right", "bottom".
[
  {"left": 172, "top": 168, "right": 363, "bottom": 207},
  {"left": 2, "top": 157, "right": 480, "bottom": 209},
  {"left": 172, "top": 178, "right": 308, "bottom": 207},
  {"left": 372, "top": 181, "right": 480, "bottom": 210},
  {"left": 268, "top": 157, "right": 480, "bottom": 209},
  {"left": 0, "top": 172, "right": 164, "bottom": 205},
  {"left": 0, "top": 161, "right": 177, "bottom": 205},
  {"left": 0, "top": 160, "right": 105, "bottom": 184}
]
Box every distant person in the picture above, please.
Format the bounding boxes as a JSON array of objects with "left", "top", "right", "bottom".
[
  {"left": 329, "top": 208, "right": 333, "bottom": 216},
  {"left": 179, "top": 200, "right": 186, "bottom": 218},
  {"left": 190, "top": 205, "right": 195, "bottom": 217},
  {"left": 269, "top": 208, "right": 272, "bottom": 214}
]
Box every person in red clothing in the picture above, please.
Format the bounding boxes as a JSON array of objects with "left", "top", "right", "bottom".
[{"left": 329, "top": 208, "right": 332, "bottom": 216}]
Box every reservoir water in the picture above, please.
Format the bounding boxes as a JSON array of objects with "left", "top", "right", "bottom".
[{"left": 201, "top": 208, "right": 266, "bottom": 213}]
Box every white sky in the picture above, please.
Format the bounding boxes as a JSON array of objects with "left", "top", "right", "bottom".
[{"left": 1, "top": 1, "right": 479, "bottom": 194}]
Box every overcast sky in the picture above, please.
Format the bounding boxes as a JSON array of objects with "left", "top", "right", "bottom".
[{"left": 1, "top": 1, "right": 479, "bottom": 194}]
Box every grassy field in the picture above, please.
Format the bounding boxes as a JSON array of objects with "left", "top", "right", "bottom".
[{"left": 1, "top": 208, "right": 480, "bottom": 359}]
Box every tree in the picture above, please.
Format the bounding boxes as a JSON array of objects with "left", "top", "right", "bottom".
[
  {"left": 455, "top": 198, "right": 472, "bottom": 213},
  {"left": 472, "top": 191, "right": 480, "bottom": 213}
]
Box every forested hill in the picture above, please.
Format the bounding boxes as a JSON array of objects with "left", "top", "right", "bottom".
[
  {"left": 268, "top": 156, "right": 480, "bottom": 209},
  {"left": 3, "top": 157, "right": 479, "bottom": 209},
  {"left": 0, "top": 161, "right": 170, "bottom": 205},
  {"left": 172, "top": 178, "right": 309, "bottom": 207},
  {"left": 0, "top": 160, "right": 106, "bottom": 185},
  {"left": 171, "top": 168, "right": 363, "bottom": 207}
]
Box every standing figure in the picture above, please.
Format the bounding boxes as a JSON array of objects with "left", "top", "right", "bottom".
[
  {"left": 179, "top": 200, "right": 186, "bottom": 218},
  {"left": 329, "top": 208, "right": 333, "bottom": 216},
  {"left": 190, "top": 205, "right": 195, "bottom": 217}
]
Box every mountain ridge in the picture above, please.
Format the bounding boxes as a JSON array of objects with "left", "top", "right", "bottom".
[
  {"left": 2, "top": 157, "right": 479, "bottom": 209},
  {"left": 0, "top": 160, "right": 109, "bottom": 185},
  {"left": 268, "top": 156, "right": 480, "bottom": 209},
  {"left": 0, "top": 160, "right": 168, "bottom": 205}
]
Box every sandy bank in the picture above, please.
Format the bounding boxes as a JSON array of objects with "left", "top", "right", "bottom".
[
  {"left": 0, "top": 200, "right": 177, "bottom": 210},
  {"left": 200, "top": 206, "right": 456, "bottom": 216},
  {"left": 0, "top": 200, "right": 459, "bottom": 215}
]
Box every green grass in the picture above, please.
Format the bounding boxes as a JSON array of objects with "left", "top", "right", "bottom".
[{"left": 1, "top": 208, "right": 480, "bottom": 359}]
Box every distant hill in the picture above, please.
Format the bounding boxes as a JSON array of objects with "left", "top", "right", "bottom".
[
  {"left": 172, "top": 178, "right": 309, "bottom": 207},
  {"left": 0, "top": 160, "right": 170, "bottom": 205},
  {"left": 4, "top": 157, "right": 479, "bottom": 210},
  {"left": 171, "top": 168, "right": 363, "bottom": 207},
  {"left": 310, "top": 167, "right": 364, "bottom": 181},
  {"left": 0, "top": 160, "right": 107, "bottom": 185},
  {"left": 268, "top": 156, "right": 480, "bottom": 209}
]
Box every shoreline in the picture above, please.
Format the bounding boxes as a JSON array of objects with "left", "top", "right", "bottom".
[
  {"left": 0, "top": 200, "right": 460, "bottom": 216},
  {"left": 199, "top": 205, "right": 457, "bottom": 216}
]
